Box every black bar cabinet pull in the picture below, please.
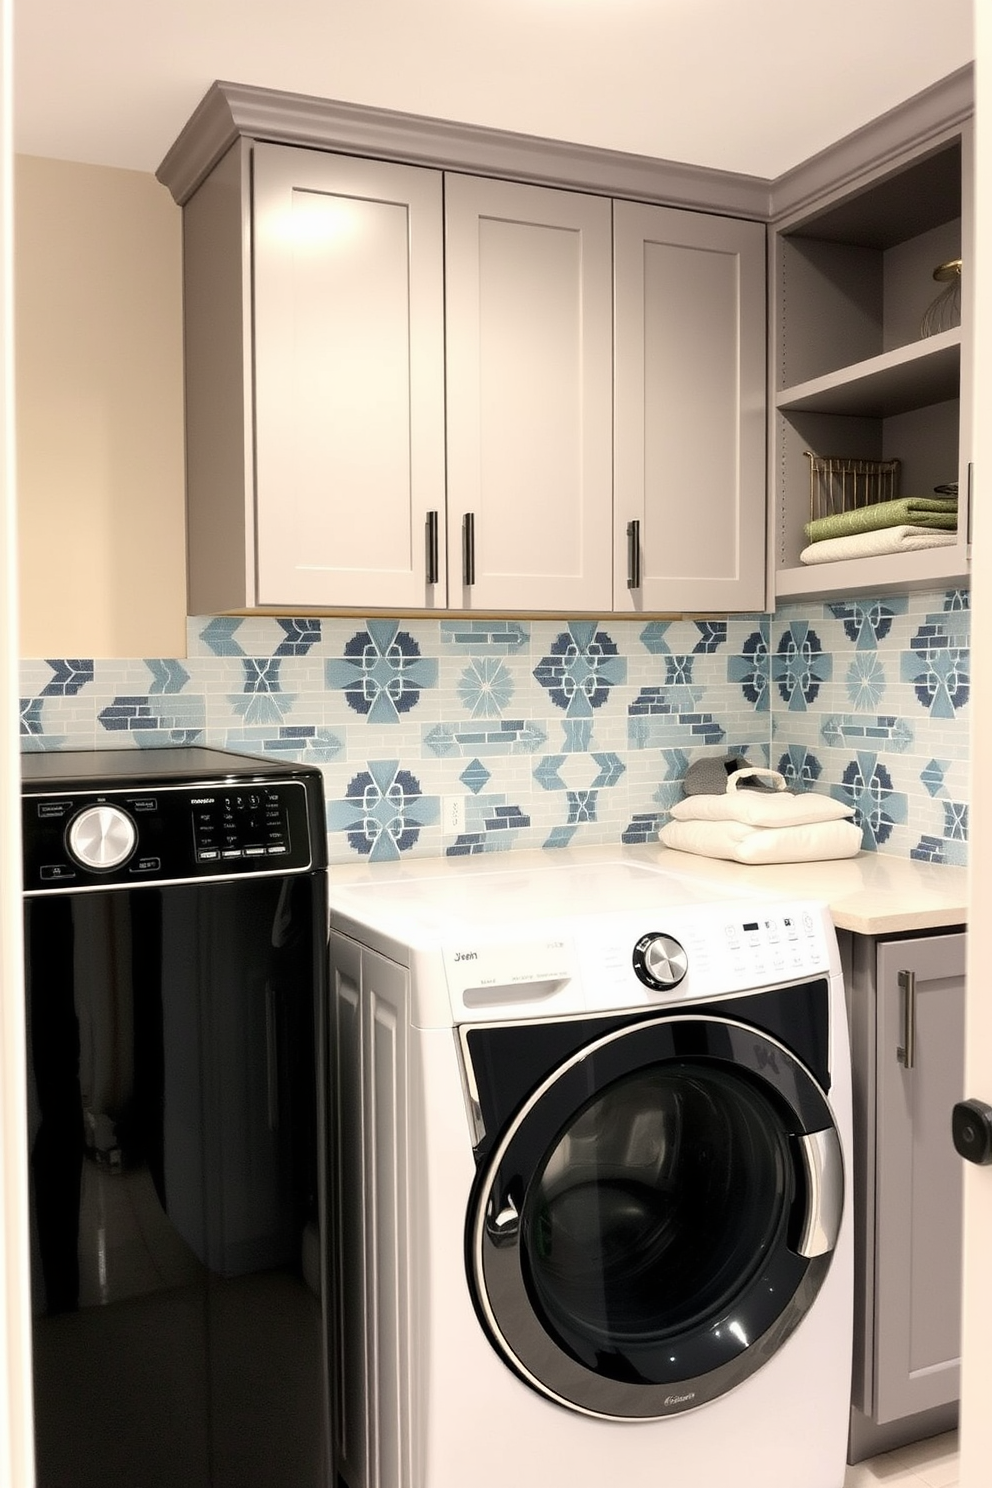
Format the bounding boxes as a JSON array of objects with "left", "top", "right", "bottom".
[
  {"left": 627, "top": 519, "right": 641, "bottom": 590},
  {"left": 426, "top": 510, "right": 439, "bottom": 585},
  {"left": 897, "top": 969, "right": 917, "bottom": 1070},
  {"left": 463, "top": 512, "right": 476, "bottom": 587}
]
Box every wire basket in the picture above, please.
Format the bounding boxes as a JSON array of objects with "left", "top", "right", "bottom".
[
  {"left": 804, "top": 452, "right": 900, "bottom": 522},
  {"left": 920, "top": 259, "right": 962, "bottom": 339}
]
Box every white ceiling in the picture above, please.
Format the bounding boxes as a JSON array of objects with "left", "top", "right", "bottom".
[{"left": 14, "top": 0, "right": 975, "bottom": 182}]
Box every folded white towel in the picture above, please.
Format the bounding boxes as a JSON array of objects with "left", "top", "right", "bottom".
[
  {"left": 670, "top": 769, "right": 854, "bottom": 828},
  {"left": 799, "top": 525, "right": 957, "bottom": 565},
  {"left": 659, "top": 817, "right": 862, "bottom": 864}
]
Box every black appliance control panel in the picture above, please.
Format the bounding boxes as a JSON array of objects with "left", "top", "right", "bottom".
[{"left": 22, "top": 778, "right": 315, "bottom": 892}]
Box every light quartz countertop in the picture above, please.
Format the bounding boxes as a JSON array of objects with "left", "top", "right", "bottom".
[
  {"left": 651, "top": 845, "right": 968, "bottom": 935},
  {"left": 327, "top": 842, "right": 968, "bottom": 938}
]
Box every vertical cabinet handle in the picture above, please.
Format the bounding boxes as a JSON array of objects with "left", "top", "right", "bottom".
[
  {"left": 425, "top": 510, "right": 439, "bottom": 586},
  {"left": 967, "top": 461, "right": 974, "bottom": 547},
  {"left": 627, "top": 520, "right": 641, "bottom": 590},
  {"left": 463, "top": 512, "right": 476, "bottom": 587},
  {"left": 897, "top": 969, "right": 917, "bottom": 1070}
]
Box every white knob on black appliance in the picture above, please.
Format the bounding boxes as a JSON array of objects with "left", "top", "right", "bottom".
[
  {"left": 67, "top": 805, "right": 137, "bottom": 870},
  {"left": 633, "top": 932, "right": 689, "bottom": 991}
]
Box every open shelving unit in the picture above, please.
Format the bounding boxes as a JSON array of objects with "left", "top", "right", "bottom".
[{"left": 771, "top": 129, "right": 972, "bottom": 603}]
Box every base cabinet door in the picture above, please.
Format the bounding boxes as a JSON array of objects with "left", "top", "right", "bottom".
[
  {"left": 613, "top": 200, "right": 767, "bottom": 613},
  {"left": 847, "top": 926, "right": 966, "bottom": 1458},
  {"left": 872, "top": 933, "right": 965, "bottom": 1424}
]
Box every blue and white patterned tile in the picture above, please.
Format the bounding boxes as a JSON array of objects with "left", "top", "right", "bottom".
[
  {"left": 326, "top": 620, "right": 439, "bottom": 725},
  {"left": 727, "top": 625, "right": 771, "bottom": 713},
  {"left": 899, "top": 602, "right": 970, "bottom": 722},
  {"left": 532, "top": 620, "right": 628, "bottom": 718},
  {"left": 36, "top": 658, "right": 96, "bottom": 696},
  {"left": 830, "top": 751, "right": 908, "bottom": 852},
  {"left": 826, "top": 596, "right": 910, "bottom": 651},
  {"left": 325, "top": 758, "right": 440, "bottom": 862},
  {"left": 19, "top": 696, "right": 67, "bottom": 751},
  {"left": 22, "top": 585, "right": 973, "bottom": 865},
  {"left": 96, "top": 690, "right": 207, "bottom": 747},
  {"left": 440, "top": 618, "right": 530, "bottom": 654},
  {"left": 445, "top": 796, "right": 533, "bottom": 856},
  {"left": 771, "top": 619, "right": 833, "bottom": 713},
  {"left": 422, "top": 718, "right": 548, "bottom": 759},
  {"left": 222, "top": 725, "right": 345, "bottom": 764},
  {"left": 199, "top": 614, "right": 335, "bottom": 660}
]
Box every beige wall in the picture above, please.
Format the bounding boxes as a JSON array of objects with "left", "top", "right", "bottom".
[{"left": 15, "top": 155, "right": 186, "bottom": 658}]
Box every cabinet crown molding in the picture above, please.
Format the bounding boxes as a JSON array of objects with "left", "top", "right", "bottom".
[
  {"left": 157, "top": 67, "right": 974, "bottom": 227},
  {"left": 156, "top": 78, "right": 772, "bottom": 216},
  {"left": 769, "top": 62, "right": 973, "bottom": 226}
]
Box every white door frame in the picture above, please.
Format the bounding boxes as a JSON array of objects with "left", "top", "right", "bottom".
[
  {"left": 0, "top": 0, "right": 34, "bottom": 1479},
  {"left": 960, "top": 7, "right": 990, "bottom": 1487}
]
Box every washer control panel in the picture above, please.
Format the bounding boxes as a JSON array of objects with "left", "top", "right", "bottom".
[
  {"left": 22, "top": 778, "right": 314, "bottom": 892},
  {"left": 440, "top": 899, "right": 835, "bottom": 1023},
  {"left": 585, "top": 903, "right": 833, "bottom": 1007}
]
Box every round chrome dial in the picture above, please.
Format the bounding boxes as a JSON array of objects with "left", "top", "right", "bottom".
[
  {"left": 632, "top": 932, "right": 688, "bottom": 991},
  {"left": 67, "top": 804, "right": 137, "bottom": 871}
]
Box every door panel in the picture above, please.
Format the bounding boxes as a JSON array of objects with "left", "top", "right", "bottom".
[
  {"left": 253, "top": 144, "right": 447, "bottom": 608},
  {"left": 613, "top": 200, "right": 767, "bottom": 612},
  {"left": 874, "top": 932, "right": 966, "bottom": 1423},
  {"left": 444, "top": 173, "right": 614, "bottom": 611}
]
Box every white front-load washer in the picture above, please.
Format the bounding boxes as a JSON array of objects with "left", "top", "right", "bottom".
[{"left": 327, "top": 852, "right": 853, "bottom": 1488}]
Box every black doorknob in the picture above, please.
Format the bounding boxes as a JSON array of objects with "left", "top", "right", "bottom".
[{"left": 952, "top": 1099, "right": 992, "bottom": 1165}]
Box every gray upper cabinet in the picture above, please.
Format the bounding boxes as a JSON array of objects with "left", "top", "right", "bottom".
[
  {"left": 166, "top": 73, "right": 974, "bottom": 617},
  {"left": 169, "top": 87, "right": 772, "bottom": 617},
  {"left": 613, "top": 200, "right": 767, "bottom": 613}
]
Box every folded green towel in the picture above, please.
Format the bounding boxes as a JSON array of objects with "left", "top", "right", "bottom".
[{"left": 805, "top": 496, "right": 958, "bottom": 543}]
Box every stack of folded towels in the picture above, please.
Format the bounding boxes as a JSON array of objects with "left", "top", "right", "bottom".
[
  {"left": 658, "top": 757, "right": 862, "bottom": 864},
  {"left": 799, "top": 492, "right": 957, "bottom": 566}
]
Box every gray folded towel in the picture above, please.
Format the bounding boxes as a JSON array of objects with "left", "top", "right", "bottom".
[{"left": 683, "top": 755, "right": 777, "bottom": 795}]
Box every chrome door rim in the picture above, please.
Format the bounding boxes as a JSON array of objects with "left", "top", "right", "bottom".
[{"left": 467, "top": 1013, "right": 843, "bottom": 1419}]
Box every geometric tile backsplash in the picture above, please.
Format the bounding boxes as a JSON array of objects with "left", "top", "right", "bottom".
[
  {"left": 19, "top": 586, "right": 971, "bottom": 866},
  {"left": 771, "top": 589, "right": 970, "bottom": 865}
]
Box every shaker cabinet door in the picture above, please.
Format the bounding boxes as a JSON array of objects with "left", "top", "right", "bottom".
[
  {"left": 252, "top": 144, "right": 447, "bottom": 608},
  {"left": 873, "top": 932, "right": 966, "bottom": 1424},
  {"left": 444, "top": 174, "right": 614, "bottom": 612},
  {"left": 613, "top": 200, "right": 767, "bottom": 613}
]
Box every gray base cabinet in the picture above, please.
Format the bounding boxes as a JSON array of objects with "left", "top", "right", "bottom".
[{"left": 843, "top": 929, "right": 966, "bottom": 1462}]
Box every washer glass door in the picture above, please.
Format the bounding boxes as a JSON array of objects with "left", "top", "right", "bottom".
[{"left": 469, "top": 1014, "right": 842, "bottom": 1419}]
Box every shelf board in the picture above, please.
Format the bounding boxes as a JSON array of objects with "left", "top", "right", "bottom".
[
  {"left": 774, "top": 541, "right": 970, "bottom": 603},
  {"left": 776, "top": 328, "right": 961, "bottom": 419}
]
